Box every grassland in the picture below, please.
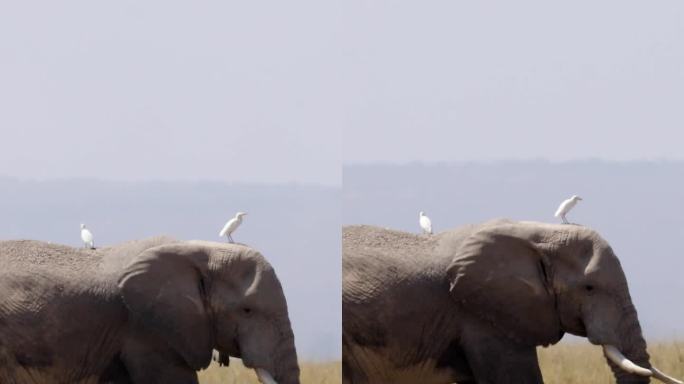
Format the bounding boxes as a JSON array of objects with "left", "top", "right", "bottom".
[
  {"left": 197, "top": 343, "right": 683, "bottom": 383},
  {"left": 538, "top": 341, "right": 684, "bottom": 384},
  {"left": 198, "top": 360, "right": 341, "bottom": 384}
]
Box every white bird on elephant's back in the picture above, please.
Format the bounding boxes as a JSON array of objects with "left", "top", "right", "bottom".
[
  {"left": 419, "top": 211, "right": 432, "bottom": 235},
  {"left": 554, "top": 195, "right": 583, "bottom": 224},
  {"left": 80, "top": 224, "right": 95, "bottom": 249},
  {"left": 219, "top": 212, "right": 247, "bottom": 243}
]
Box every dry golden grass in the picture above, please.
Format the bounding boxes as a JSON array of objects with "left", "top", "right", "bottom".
[
  {"left": 538, "top": 341, "right": 684, "bottom": 384},
  {"left": 198, "top": 359, "right": 341, "bottom": 384},
  {"left": 198, "top": 343, "right": 683, "bottom": 383}
]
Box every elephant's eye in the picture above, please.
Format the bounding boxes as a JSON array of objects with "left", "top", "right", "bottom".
[
  {"left": 242, "top": 307, "right": 252, "bottom": 315},
  {"left": 585, "top": 284, "right": 595, "bottom": 292}
]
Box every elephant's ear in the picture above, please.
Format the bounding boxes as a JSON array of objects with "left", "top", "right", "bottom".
[
  {"left": 446, "top": 228, "right": 562, "bottom": 346},
  {"left": 118, "top": 243, "right": 213, "bottom": 370}
]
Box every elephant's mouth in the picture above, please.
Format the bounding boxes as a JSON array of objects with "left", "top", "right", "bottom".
[
  {"left": 212, "top": 338, "right": 240, "bottom": 366},
  {"left": 217, "top": 338, "right": 241, "bottom": 358},
  {"left": 241, "top": 360, "right": 279, "bottom": 384},
  {"left": 575, "top": 316, "right": 587, "bottom": 337},
  {"left": 213, "top": 349, "right": 280, "bottom": 384}
]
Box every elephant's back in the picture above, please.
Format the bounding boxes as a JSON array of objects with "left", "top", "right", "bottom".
[
  {"left": 342, "top": 226, "right": 443, "bottom": 302},
  {"left": 343, "top": 225, "right": 436, "bottom": 261},
  {"left": 0, "top": 240, "right": 102, "bottom": 276},
  {"left": 97, "top": 236, "right": 178, "bottom": 274},
  {"left": 0, "top": 240, "right": 110, "bottom": 317},
  {"left": 342, "top": 224, "right": 479, "bottom": 305},
  {"left": 0, "top": 241, "right": 128, "bottom": 381},
  {"left": 0, "top": 237, "right": 179, "bottom": 277}
]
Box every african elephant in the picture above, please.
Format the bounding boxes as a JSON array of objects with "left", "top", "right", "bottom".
[
  {"left": 342, "top": 219, "right": 681, "bottom": 384},
  {"left": 0, "top": 237, "right": 299, "bottom": 384}
]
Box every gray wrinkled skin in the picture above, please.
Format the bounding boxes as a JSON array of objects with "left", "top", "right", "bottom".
[
  {"left": 343, "top": 219, "right": 652, "bottom": 384},
  {"left": 0, "top": 237, "right": 299, "bottom": 384}
]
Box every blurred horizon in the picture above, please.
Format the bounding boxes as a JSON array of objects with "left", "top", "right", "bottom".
[
  {"left": 343, "top": 158, "right": 684, "bottom": 166},
  {"left": 0, "top": 174, "right": 336, "bottom": 188}
]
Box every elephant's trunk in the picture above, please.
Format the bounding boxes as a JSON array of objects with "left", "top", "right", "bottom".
[
  {"left": 606, "top": 303, "right": 650, "bottom": 384},
  {"left": 272, "top": 317, "right": 301, "bottom": 384},
  {"left": 603, "top": 303, "right": 682, "bottom": 384}
]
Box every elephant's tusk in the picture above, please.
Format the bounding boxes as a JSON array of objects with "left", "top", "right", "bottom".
[
  {"left": 602, "top": 345, "right": 653, "bottom": 377},
  {"left": 651, "top": 366, "right": 684, "bottom": 384},
  {"left": 255, "top": 368, "right": 278, "bottom": 384}
]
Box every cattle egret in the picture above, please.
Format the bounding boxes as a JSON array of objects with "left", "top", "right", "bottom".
[
  {"left": 80, "top": 224, "right": 95, "bottom": 249},
  {"left": 219, "top": 212, "right": 247, "bottom": 243},
  {"left": 419, "top": 211, "right": 433, "bottom": 235},
  {"left": 554, "top": 195, "right": 583, "bottom": 224}
]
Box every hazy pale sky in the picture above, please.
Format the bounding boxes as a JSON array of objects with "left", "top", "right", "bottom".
[
  {"left": 2, "top": 2, "right": 681, "bottom": 180},
  {"left": 342, "top": 1, "right": 684, "bottom": 163},
  {"left": 0, "top": 1, "right": 341, "bottom": 185}
]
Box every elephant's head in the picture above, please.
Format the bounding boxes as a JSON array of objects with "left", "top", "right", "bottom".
[
  {"left": 446, "top": 220, "right": 681, "bottom": 384},
  {"left": 118, "top": 241, "right": 300, "bottom": 384}
]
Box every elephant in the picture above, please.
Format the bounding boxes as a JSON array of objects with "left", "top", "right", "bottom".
[
  {"left": 342, "top": 219, "right": 681, "bottom": 384},
  {"left": 0, "top": 236, "right": 299, "bottom": 384}
]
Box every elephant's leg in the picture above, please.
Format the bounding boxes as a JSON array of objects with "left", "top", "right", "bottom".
[
  {"left": 342, "top": 352, "right": 363, "bottom": 383},
  {"left": 460, "top": 324, "right": 544, "bottom": 384},
  {"left": 98, "top": 355, "right": 134, "bottom": 384},
  {"left": 126, "top": 362, "right": 198, "bottom": 384},
  {"left": 342, "top": 357, "right": 367, "bottom": 384},
  {"left": 341, "top": 337, "right": 374, "bottom": 384},
  {"left": 342, "top": 362, "right": 353, "bottom": 384}
]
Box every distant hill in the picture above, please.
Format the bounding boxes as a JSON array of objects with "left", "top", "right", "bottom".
[
  {"left": 344, "top": 161, "right": 684, "bottom": 339},
  {"left": 0, "top": 177, "right": 341, "bottom": 360}
]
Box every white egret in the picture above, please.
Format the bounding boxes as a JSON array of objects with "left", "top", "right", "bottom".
[
  {"left": 219, "top": 212, "right": 247, "bottom": 243},
  {"left": 419, "top": 211, "right": 433, "bottom": 235},
  {"left": 554, "top": 195, "right": 583, "bottom": 224},
  {"left": 80, "top": 224, "right": 95, "bottom": 249}
]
